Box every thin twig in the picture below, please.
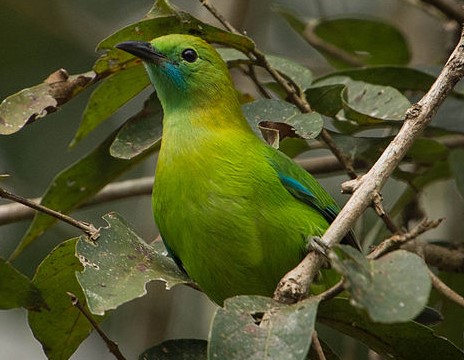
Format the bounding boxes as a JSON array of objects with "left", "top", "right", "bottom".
[
  {"left": 311, "top": 331, "right": 327, "bottom": 360},
  {"left": 67, "top": 293, "right": 127, "bottom": 360},
  {"left": 274, "top": 28, "right": 464, "bottom": 303},
  {"left": 316, "top": 279, "right": 345, "bottom": 302},
  {"left": 428, "top": 270, "right": 464, "bottom": 308},
  {"left": 402, "top": 241, "right": 464, "bottom": 273},
  {"left": 372, "top": 191, "right": 402, "bottom": 234},
  {"left": 368, "top": 218, "right": 443, "bottom": 260},
  {"left": 0, "top": 187, "right": 99, "bottom": 239}
]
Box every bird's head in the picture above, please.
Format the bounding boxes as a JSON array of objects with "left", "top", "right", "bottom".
[{"left": 116, "top": 34, "right": 236, "bottom": 112}]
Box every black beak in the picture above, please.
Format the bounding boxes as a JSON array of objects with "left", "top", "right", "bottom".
[{"left": 115, "top": 41, "right": 168, "bottom": 63}]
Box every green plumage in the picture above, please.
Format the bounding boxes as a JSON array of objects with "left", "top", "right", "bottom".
[{"left": 116, "top": 35, "right": 358, "bottom": 305}]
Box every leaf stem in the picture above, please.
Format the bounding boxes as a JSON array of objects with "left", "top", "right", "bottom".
[
  {"left": 67, "top": 293, "right": 127, "bottom": 360},
  {"left": 311, "top": 331, "right": 327, "bottom": 360}
]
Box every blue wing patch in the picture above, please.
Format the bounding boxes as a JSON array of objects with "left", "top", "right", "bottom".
[
  {"left": 278, "top": 174, "right": 360, "bottom": 250},
  {"left": 279, "top": 174, "right": 329, "bottom": 219}
]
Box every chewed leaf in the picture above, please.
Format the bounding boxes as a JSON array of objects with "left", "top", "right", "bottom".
[
  {"left": 266, "top": 55, "right": 313, "bottom": 91},
  {"left": 209, "top": 295, "right": 319, "bottom": 360},
  {"left": 0, "top": 69, "right": 95, "bottom": 135},
  {"left": 76, "top": 213, "right": 190, "bottom": 315},
  {"left": 331, "top": 246, "right": 431, "bottom": 323},
  {"left": 243, "top": 99, "right": 323, "bottom": 146}
]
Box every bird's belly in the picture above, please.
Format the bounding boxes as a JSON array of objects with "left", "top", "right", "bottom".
[{"left": 153, "top": 175, "right": 309, "bottom": 304}]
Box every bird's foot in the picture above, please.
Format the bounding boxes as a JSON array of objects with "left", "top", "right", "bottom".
[{"left": 306, "top": 236, "right": 330, "bottom": 258}]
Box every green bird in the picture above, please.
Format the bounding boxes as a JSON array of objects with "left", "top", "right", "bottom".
[{"left": 116, "top": 34, "right": 359, "bottom": 305}]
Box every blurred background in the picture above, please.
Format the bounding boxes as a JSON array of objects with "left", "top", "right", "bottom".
[{"left": 0, "top": 0, "right": 458, "bottom": 358}]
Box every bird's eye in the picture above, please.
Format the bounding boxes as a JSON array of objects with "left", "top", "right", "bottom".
[{"left": 181, "top": 48, "right": 198, "bottom": 63}]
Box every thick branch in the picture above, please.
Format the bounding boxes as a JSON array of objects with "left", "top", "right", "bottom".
[{"left": 274, "top": 28, "right": 464, "bottom": 303}]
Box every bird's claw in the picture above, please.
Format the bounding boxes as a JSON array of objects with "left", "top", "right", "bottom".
[{"left": 306, "top": 236, "right": 330, "bottom": 258}]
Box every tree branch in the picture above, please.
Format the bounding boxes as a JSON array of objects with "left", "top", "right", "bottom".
[
  {"left": 368, "top": 218, "right": 443, "bottom": 260},
  {"left": 274, "top": 27, "right": 464, "bottom": 303},
  {"left": 428, "top": 270, "right": 464, "bottom": 308},
  {"left": 402, "top": 241, "right": 464, "bottom": 273},
  {"left": 0, "top": 187, "right": 99, "bottom": 239}
]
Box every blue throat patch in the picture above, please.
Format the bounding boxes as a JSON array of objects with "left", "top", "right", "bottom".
[{"left": 163, "top": 62, "right": 187, "bottom": 91}]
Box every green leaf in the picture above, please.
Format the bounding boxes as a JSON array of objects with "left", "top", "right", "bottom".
[
  {"left": 217, "top": 49, "right": 313, "bottom": 92},
  {"left": 313, "top": 18, "right": 410, "bottom": 68},
  {"left": 429, "top": 272, "right": 464, "bottom": 348},
  {"left": 274, "top": 8, "right": 410, "bottom": 68},
  {"left": 340, "top": 79, "right": 411, "bottom": 124},
  {"left": 10, "top": 127, "right": 153, "bottom": 260},
  {"left": 71, "top": 65, "right": 150, "bottom": 146},
  {"left": 306, "top": 84, "right": 345, "bottom": 117},
  {"left": 316, "top": 66, "right": 464, "bottom": 100},
  {"left": 407, "top": 138, "right": 449, "bottom": 165},
  {"left": 266, "top": 55, "right": 313, "bottom": 91},
  {"left": 329, "top": 132, "right": 390, "bottom": 164},
  {"left": 391, "top": 159, "right": 451, "bottom": 218},
  {"left": 0, "top": 258, "right": 46, "bottom": 311},
  {"left": 76, "top": 213, "right": 190, "bottom": 315},
  {"left": 98, "top": 18, "right": 254, "bottom": 54},
  {"left": 209, "top": 295, "right": 319, "bottom": 360},
  {"left": 272, "top": 5, "right": 306, "bottom": 34},
  {"left": 449, "top": 149, "right": 464, "bottom": 199},
  {"left": 0, "top": 70, "right": 95, "bottom": 135},
  {"left": 29, "top": 238, "right": 102, "bottom": 360},
  {"left": 243, "top": 99, "right": 323, "bottom": 147},
  {"left": 94, "top": 6, "right": 254, "bottom": 76},
  {"left": 145, "top": 0, "right": 178, "bottom": 18},
  {"left": 217, "top": 47, "right": 248, "bottom": 62},
  {"left": 110, "top": 93, "right": 163, "bottom": 159},
  {"left": 307, "top": 77, "right": 410, "bottom": 129},
  {"left": 331, "top": 247, "right": 432, "bottom": 323},
  {"left": 139, "top": 339, "right": 207, "bottom": 360},
  {"left": 318, "top": 298, "right": 464, "bottom": 359}
]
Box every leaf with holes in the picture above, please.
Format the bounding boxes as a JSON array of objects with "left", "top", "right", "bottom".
[
  {"left": 209, "top": 295, "right": 319, "bottom": 360},
  {"left": 76, "top": 213, "right": 190, "bottom": 315}
]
